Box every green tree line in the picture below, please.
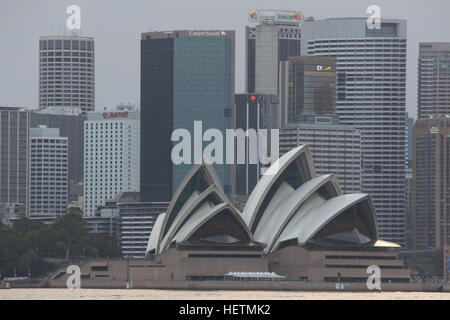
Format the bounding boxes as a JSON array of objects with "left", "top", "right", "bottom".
[{"left": 0, "top": 209, "right": 121, "bottom": 278}]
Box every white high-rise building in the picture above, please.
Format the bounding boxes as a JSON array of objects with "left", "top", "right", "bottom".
[
  {"left": 83, "top": 110, "right": 140, "bottom": 216},
  {"left": 245, "top": 10, "right": 302, "bottom": 94},
  {"left": 301, "top": 18, "right": 407, "bottom": 246},
  {"left": 29, "top": 125, "right": 68, "bottom": 217}
]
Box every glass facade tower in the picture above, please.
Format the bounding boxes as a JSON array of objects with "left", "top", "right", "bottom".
[
  {"left": 279, "top": 56, "right": 336, "bottom": 123},
  {"left": 140, "top": 30, "right": 235, "bottom": 202}
]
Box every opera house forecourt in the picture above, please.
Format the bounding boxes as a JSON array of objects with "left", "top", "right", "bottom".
[{"left": 49, "top": 146, "right": 411, "bottom": 290}]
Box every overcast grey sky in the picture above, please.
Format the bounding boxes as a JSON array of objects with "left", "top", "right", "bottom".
[{"left": 1, "top": 0, "right": 449, "bottom": 118}]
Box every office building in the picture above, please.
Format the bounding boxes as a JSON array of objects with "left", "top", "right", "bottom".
[
  {"left": 246, "top": 10, "right": 302, "bottom": 94},
  {"left": 280, "top": 115, "right": 361, "bottom": 194},
  {"left": 140, "top": 30, "right": 235, "bottom": 202},
  {"left": 279, "top": 56, "right": 336, "bottom": 124},
  {"left": 0, "top": 107, "right": 29, "bottom": 219},
  {"left": 29, "top": 125, "right": 68, "bottom": 217},
  {"left": 412, "top": 116, "right": 450, "bottom": 250},
  {"left": 30, "top": 107, "right": 85, "bottom": 185},
  {"left": 234, "top": 93, "right": 279, "bottom": 196},
  {"left": 84, "top": 202, "right": 119, "bottom": 236},
  {"left": 84, "top": 110, "right": 140, "bottom": 216},
  {"left": 417, "top": 43, "right": 450, "bottom": 118},
  {"left": 118, "top": 202, "right": 169, "bottom": 259},
  {"left": 39, "top": 36, "right": 95, "bottom": 115},
  {"left": 406, "top": 113, "right": 414, "bottom": 168},
  {"left": 301, "top": 18, "right": 407, "bottom": 246},
  {"left": 405, "top": 167, "right": 413, "bottom": 249}
]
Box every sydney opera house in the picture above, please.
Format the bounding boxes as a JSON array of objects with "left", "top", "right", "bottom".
[
  {"left": 49, "top": 145, "right": 410, "bottom": 288},
  {"left": 143, "top": 145, "right": 410, "bottom": 283}
]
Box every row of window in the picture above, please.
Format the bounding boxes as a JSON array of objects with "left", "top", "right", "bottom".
[
  {"left": 39, "top": 39, "right": 94, "bottom": 51},
  {"left": 41, "top": 58, "right": 94, "bottom": 63},
  {"left": 40, "top": 51, "right": 94, "bottom": 57}
]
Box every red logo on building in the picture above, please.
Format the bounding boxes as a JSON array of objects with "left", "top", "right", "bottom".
[{"left": 102, "top": 111, "right": 129, "bottom": 119}]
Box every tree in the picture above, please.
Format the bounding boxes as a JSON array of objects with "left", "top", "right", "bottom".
[
  {"left": 25, "top": 225, "right": 61, "bottom": 258},
  {"left": 53, "top": 211, "right": 88, "bottom": 261},
  {"left": 13, "top": 217, "right": 45, "bottom": 235},
  {"left": 0, "top": 224, "right": 25, "bottom": 276},
  {"left": 89, "top": 234, "right": 121, "bottom": 258},
  {"left": 406, "top": 250, "right": 443, "bottom": 279}
]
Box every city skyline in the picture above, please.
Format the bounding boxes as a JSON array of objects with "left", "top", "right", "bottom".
[{"left": 1, "top": 0, "right": 450, "bottom": 119}]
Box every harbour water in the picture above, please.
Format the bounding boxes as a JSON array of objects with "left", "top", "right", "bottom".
[{"left": 1, "top": 289, "right": 450, "bottom": 300}]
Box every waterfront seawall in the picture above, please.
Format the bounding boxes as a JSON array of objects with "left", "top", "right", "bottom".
[{"left": 45, "top": 279, "right": 437, "bottom": 292}]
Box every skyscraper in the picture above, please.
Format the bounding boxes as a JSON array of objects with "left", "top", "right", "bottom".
[
  {"left": 84, "top": 110, "right": 140, "bottom": 216},
  {"left": 140, "top": 30, "right": 235, "bottom": 202},
  {"left": 39, "top": 36, "right": 95, "bottom": 115},
  {"left": 29, "top": 125, "right": 68, "bottom": 218},
  {"left": 246, "top": 10, "right": 302, "bottom": 94},
  {"left": 417, "top": 43, "right": 450, "bottom": 118},
  {"left": 279, "top": 56, "right": 336, "bottom": 124},
  {"left": 406, "top": 113, "right": 414, "bottom": 168},
  {"left": 234, "top": 93, "right": 279, "bottom": 196},
  {"left": 412, "top": 116, "right": 450, "bottom": 250},
  {"left": 301, "top": 18, "right": 407, "bottom": 245},
  {"left": 0, "top": 107, "right": 29, "bottom": 219}
]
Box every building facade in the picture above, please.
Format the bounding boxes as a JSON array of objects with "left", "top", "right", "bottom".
[
  {"left": 412, "top": 116, "right": 450, "bottom": 250},
  {"left": 406, "top": 113, "right": 414, "bottom": 169},
  {"left": 301, "top": 18, "right": 407, "bottom": 246},
  {"left": 39, "top": 36, "right": 95, "bottom": 115},
  {"left": 84, "top": 111, "right": 140, "bottom": 216},
  {"left": 280, "top": 115, "right": 361, "bottom": 194},
  {"left": 234, "top": 93, "right": 279, "bottom": 196},
  {"left": 84, "top": 202, "right": 119, "bottom": 236},
  {"left": 417, "top": 43, "right": 450, "bottom": 119},
  {"left": 279, "top": 56, "right": 336, "bottom": 124},
  {"left": 0, "top": 107, "right": 29, "bottom": 219},
  {"left": 30, "top": 107, "right": 85, "bottom": 185},
  {"left": 246, "top": 10, "right": 302, "bottom": 94},
  {"left": 118, "top": 202, "right": 169, "bottom": 259},
  {"left": 140, "top": 30, "right": 235, "bottom": 202},
  {"left": 29, "top": 125, "right": 68, "bottom": 217}
]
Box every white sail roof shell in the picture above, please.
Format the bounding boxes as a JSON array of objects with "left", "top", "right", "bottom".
[
  {"left": 276, "top": 193, "right": 377, "bottom": 247},
  {"left": 254, "top": 174, "right": 342, "bottom": 253},
  {"left": 242, "top": 145, "right": 315, "bottom": 229}
]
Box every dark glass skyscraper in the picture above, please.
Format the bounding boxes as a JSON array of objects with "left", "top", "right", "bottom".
[
  {"left": 234, "top": 94, "right": 278, "bottom": 196},
  {"left": 140, "top": 30, "right": 235, "bottom": 202},
  {"left": 418, "top": 43, "right": 450, "bottom": 118},
  {"left": 279, "top": 56, "right": 336, "bottom": 123},
  {"left": 0, "top": 107, "right": 29, "bottom": 219}
]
